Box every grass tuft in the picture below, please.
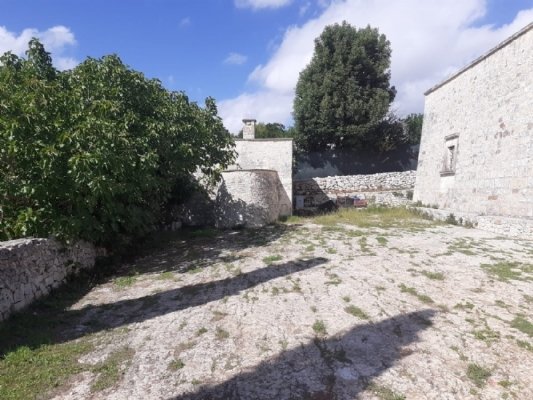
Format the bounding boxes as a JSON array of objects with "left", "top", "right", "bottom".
[{"left": 466, "top": 363, "right": 491, "bottom": 388}]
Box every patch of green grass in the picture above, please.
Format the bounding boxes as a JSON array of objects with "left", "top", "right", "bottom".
[
  {"left": 510, "top": 315, "right": 533, "bottom": 337},
  {"left": 0, "top": 340, "right": 94, "bottom": 400},
  {"left": 326, "top": 247, "right": 337, "bottom": 254},
  {"left": 211, "top": 310, "right": 228, "bottom": 322},
  {"left": 215, "top": 327, "right": 230, "bottom": 340},
  {"left": 516, "top": 340, "right": 533, "bottom": 352},
  {"left": 305, "top": 244, "right": 315, "bottom": 252},
  {"left": 325, "top": 272, "right": 342, "bottom": 286},
  {"left": 376, "top": 236, "right": 388, "bottom": 246},
  {"left": 480, "top": 261, "right": 533, "bottom": 282},
  {"left": 196, "top": 327, "right": 208, "bottom": 336},
  {"left": 91, "top": 346, "right": 135, "bottom": 392},
  {"left": 114, "top": 275, "right": 137, "bottom": 288},
  {"left": 368, "top": 382, "right": 406, "bottom": 400},
  {"left": 169, "top": 358, "right": 185, "bottom": 371},
  {"left": 187, "top": 265, "right": 203, "bottom": 274},
  {"left": 466, "top": 363, "right": 491, "bottom": 388},
  {"left": 156, "top": 271, "right": 176, "bottom": 281},
  {"left": 310, "top": 306, "right": 317, "bottom": 313},
  {"left": 498, "top": 380, "right": 512, "bottom": 389},
  {"left": 472, "top": 326, "right": 500, "bottom": 343},
  {"left": 262, "top": 254, "right": 282, "bottom": 264},
  {"left": 344, "top": 305, "right": 369, "bottom": 320},
  {"left": 420, "top": 270, "right": 445, "bottom": 280},
  {"left": 312, "top": 320, "right": 327, "bottom": 336},
  {"left": 399, "top": 284, "right": 434, "bottom": 304},
  {"left": 271, "top": 286, "right": 280, "bottom": 296},
  {"left": 341, "top": 296, "right": 351, "bottom": 303}
]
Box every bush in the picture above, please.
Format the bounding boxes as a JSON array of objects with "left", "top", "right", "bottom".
[{"left": 0, "top": 39, "right": 235, "bottom": 247}]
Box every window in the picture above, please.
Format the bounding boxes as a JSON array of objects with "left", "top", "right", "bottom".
[{"left": 441, "top": 134, "right": 459, "bottom": 176}]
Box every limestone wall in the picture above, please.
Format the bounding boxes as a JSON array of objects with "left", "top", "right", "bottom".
[
  {"left": 294, "top": 171, "right": 416, "bottom": 209},
  {"left": 230, "top": 139, "right": 293, "bottom": 214},
  {"left": 414, "top": 24, "right": 533, "bottom": 219},
  {"left": 215, "top": 170, "right": 289, "bottom": 228},
  {"left": 0, "top": 238, "right": 97, "bottom": 321}
]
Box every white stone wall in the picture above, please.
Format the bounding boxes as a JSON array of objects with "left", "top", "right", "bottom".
[
  {"left": 0, "top": 238, "right": 97, "bottom": 321},
  {"left": 215, "top": 170, "right": 289, "bottom": 228},
  {"left": 414, "top": 25, "right": 533, "bottom": 219},
  {"left": 230, "top": 139, "right": 293, "bottom": 215}
]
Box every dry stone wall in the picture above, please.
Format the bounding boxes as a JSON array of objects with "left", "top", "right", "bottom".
[
  {"left": 294, "top": 171, "right": 416, "bottom": 209},
  {"left": 0, "top": 238, "right": 97, "bottom": 321}
]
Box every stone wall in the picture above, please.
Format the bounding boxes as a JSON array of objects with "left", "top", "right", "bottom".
[
  {"left": 0, "top": 238, "right": 97, "bottom": 321},
  {"left": 230, "top": 139, "right": 293, "bottom": 214},
  {"left": 294, "top": 171, "right": 416, "bottom": 209},
  {"left": 414, "top": 24, "right": 533, "bottom": 220},
  {"left": 215, "top": 170, "right": 289, "bottom": 228}
]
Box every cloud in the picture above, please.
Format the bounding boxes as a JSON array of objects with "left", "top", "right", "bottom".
[
  {"left": 224, "top": 52, "right": 248, "bottom": 65},
  {"left": 0, "top": 25, "right": 78, "bottom": 70},
  {"left": 219, "top": 0, "right": 533, "bottom": 133},
  {"left": 235, "top": 0, "right": 293, "bottom": 10},
  {"left": 179, "top": 17, "right": 191, "bottom": 28}
]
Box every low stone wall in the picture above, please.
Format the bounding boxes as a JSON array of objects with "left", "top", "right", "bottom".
[
  {"left": 294, "top": 171, "right": 416, "bottom": 210},
  {"left": 411, "top": 207, "right": 533, "bottom": 239},
  {"left": 0, "top": 238, "right": 97, "bottom": 321}
]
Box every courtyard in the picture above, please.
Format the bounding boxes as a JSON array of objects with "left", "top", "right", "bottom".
[{"left": 1, "top": 208, "right": 532, "bottom": 399}]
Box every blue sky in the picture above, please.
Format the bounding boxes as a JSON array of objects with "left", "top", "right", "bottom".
[{"left": 1, "top": 0, "right": 532, "bottom": 132}]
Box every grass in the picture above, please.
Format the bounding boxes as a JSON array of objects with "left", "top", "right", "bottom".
[
  {"left": 306, "top": 207, "right": 436, "bottom": 230},
  {"left": 169, "top": 358, "right": 185, "bottom": 371},
  {"left": 196, "top": 327, "right": 208, "bottom": 336},
  {"left": 516, "top": 340, "right": 533, "bottom": 352},
  {"left": 368, "top": 382, "right": 406, "bottom": 400},
  {"left": 91, "top": 346, "right": 135, "bottom": 392},
  {"left": 510, "top": 315, "right": 533, "bottom": 337},
  {"left": 376, "top": 236, "right": 388, "bottom": 246},
  {"left": 472, "top": 326, "right": 500, "bottom": 343},
  {"left": 341, "top": 296, "right": 351, "bottom": 303},
  {"left": 466, "top": 363, "right": 491, "bottom": 388},
  {"left": 0, "top": 341, "right": 94, "bottom": 399},
  {"left": 312, "top": 320, "right": 327, "bottom": 336},
  {"left": 262, "top": 254, "right": 283, "bottom": 264},
  {"left": 344, "top": 305, "right": 369, "bottom": 320},
  {"left": 420, "top": 270, "right": 445, "bottom": 280},
  {"left": 114, "top": 275, "right": 137, "bottom": 288},
  {"left": 480, "top": 261, "right": 533, "bottom": 282},
  {"left": 215, "top": 327, "right": 230, "bottom": 340},
  {"left": 399, "top": 284, "right": 434, "bottom": 304}
]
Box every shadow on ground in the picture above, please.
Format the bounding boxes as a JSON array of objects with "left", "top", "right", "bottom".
[
  {"left": 0, "top": 221, "right": 324, "bottom": 355},
  {"left": 170, "top": 309, "right": 436, "bottom": 400}
]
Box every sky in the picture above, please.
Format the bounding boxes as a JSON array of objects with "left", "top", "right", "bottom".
[{"left": 1, "top": 0, "right": 532, "bottom": 133}]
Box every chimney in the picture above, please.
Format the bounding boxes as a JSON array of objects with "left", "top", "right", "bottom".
[{"left": 242, "top": 119, "right": 256, "bottom": 139}]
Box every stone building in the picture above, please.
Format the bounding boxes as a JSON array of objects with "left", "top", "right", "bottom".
[{"left": 414, "top": 23, "right": 532, "bottom": 236}]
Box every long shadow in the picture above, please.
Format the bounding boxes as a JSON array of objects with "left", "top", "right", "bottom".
[
  {"left": 1, "top": 256, "right": 328, "bottom": 355},
  {"left": 170, "top": 309, "right": 436, "bottom": 400}
]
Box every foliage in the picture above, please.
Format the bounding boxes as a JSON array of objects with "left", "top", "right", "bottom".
[
  {"left": 293, "top": 22, "right": 397, "bottom": 152},
  {"left": 237, "top": 122, "right": 294, "bottom": 139},
  {"left": 0, "top": 39, "right": 235, "bottom": 246},
  {"left": 403, "top": 113, "right": 423, "bottom": 145}
]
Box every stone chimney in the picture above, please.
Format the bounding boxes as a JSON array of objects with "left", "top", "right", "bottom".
[{"left": 242, "top": 119, "right": 256, "bottom": 139}]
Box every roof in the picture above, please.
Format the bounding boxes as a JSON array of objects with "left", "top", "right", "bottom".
[{"left": 425, "top": 22, "right": 533, "bottom": 95}]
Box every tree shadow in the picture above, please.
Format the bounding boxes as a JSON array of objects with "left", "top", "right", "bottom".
[
  {"left": 170, "top": 309, "right": 436, "bottom": 400},
  {"left": 0, "top": 255, "right": 328, "bottom": 356}
]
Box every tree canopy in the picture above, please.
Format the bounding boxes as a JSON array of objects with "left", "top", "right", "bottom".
[
  {"left": 293, "top": 22, "right": 397, "bottom": 151},
  {"left": 0, "top": 39, "right": 235, "bottom": 246},
  {"left": 237, "top": 122, "right": 294, "bottom": 139},
  {"left": 403, "top": 113, "right": 424, "bottom": 145}
]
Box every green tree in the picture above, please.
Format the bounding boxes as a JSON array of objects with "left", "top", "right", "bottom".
[
  {"left": 236, "top": 122, "right": 293, "bottom": 139},
  {"left": 0, "top": 39, "right": 235, "bottom": 246},
  {"left": 403, "top": 113, "right": 423, "bottom": 145},
  {"left": 293, "top": 22, "right": 396, "bottom": 151}
]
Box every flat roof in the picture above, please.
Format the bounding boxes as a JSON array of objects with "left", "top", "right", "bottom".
[{"left": 425, "top": 22, "right": 533, "bottom": 95}]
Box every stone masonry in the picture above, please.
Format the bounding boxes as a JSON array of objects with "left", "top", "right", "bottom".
[
  {"left": 294, "top": 171, "right": 416, "bottom": 209},
  {"left": 414, "top": 23, "right": 533, "bottom": 224},
  {"left": 0, "top": 238, "right": 97, "bottom": 321}
]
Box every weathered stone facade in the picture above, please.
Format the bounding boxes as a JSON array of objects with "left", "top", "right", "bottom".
[
  {"left": 0, "top": 238, "right": 97, "bottom": 321},
  {"left": 414, "top": 24, "right": 533, "bottom": 226},
  {"left": 215, "top": 170, "right": 289, "bottom": 228},
  {"left": 294, "top": 171, "right": 416, "bottom": 210},
  {"left": 230, "top": 139, "right": 293, "bottom": 215}
]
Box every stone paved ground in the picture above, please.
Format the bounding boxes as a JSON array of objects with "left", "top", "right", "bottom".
[{"left": 7, "top": 210, "right": 533, "bottom": 400}]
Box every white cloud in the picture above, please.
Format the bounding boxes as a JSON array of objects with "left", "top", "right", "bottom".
[
  {"left": 220, "top": 0, "right": 533, "bottom": 133},
  {"left": 235, "top": 0, "right": 293, "bottom": 10},
  {"left": 0, "top": 25, "right": 77, "bottom": 70},
  {"left": 179, "top": 17, "right": 192, "bottom": 28},
  {"left": 224, "top": 52, "right": 248, "bottom": 65}
]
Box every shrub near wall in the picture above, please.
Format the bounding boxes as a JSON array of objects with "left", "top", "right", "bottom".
[{"left": 0, "top": 39, "right": 235, "bottom": 247}]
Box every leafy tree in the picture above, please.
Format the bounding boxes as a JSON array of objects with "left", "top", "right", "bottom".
[
  {"left": 236, "top": 122, "right": 293, "bottom": 139},
  {"left": 0, "top": 39, "right": 235, "bottom": 246},
  {"left": 403, "top": 113, "right": 423, "bottom": 145},
  {"left": 293, "top": 22, "right": 396, "bottom": 151}
]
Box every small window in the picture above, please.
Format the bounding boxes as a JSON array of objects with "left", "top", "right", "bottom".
[{"left": 441, "top": 134, "right": 459, "bottom": 176}]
